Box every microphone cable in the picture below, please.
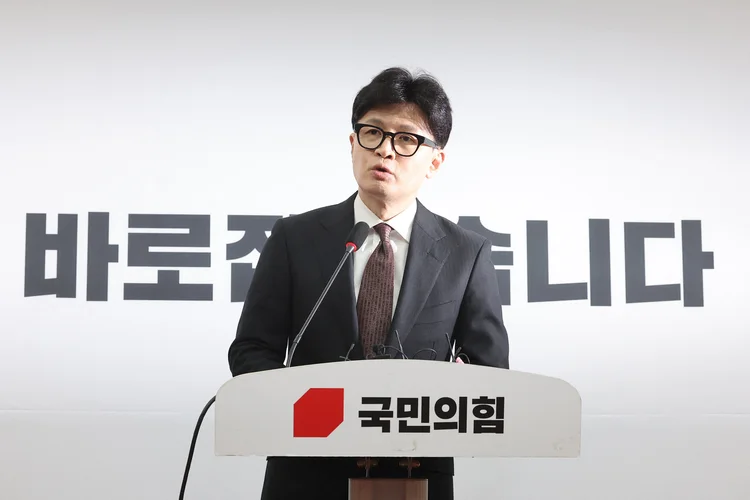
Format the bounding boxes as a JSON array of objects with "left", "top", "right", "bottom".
[
  {"left": 178, "top": 395, "right": 216, "bottom": 500},
  {"left": 177, "top": 222, "right": 369, "bottom": 497},
  {"left": 177, "top": 339, "right": 359, "bottom": 499}
]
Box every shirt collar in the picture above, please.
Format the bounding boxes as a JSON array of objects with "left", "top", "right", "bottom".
[{"left": 353, "top": 193, "right": 417, "bottom": 243}]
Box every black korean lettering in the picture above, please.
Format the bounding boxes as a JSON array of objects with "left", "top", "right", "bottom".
[
  {"left": 624, "top": 222, "right": 680, "bottom": 303},
  {"left": 24, "top": 213, "right": 78, "bottom": 298},
  {"left": 124, "top": 214, "right": 212, "bottom": 301},
  {"left": 86, "top": 212, "right": 120, "bottom": 301},
  {"left": 456, "top": 216, "right": 513, "bottom": 305},
  {"left": 527, "top": 221, "right": 588, "bottom": 302},
  {"left": 681, "top": 220, "right": 714, "bottom": 307},
  {"left": 359, "top": 397, "right": 393, "bottom": 433},
  {"left": 432, "top": 396, "right": 468, "bottom": 433},
  {"left": 396, "top": 396, "right": 430, "bottom": 433},
  {"left": 588, "top": 219, "right": 612, "bottom": 306},
  {"left": 471, "top": 396, "right": 505, "bottom": 434},
  {"left": 226, "top": 215, "right": 282, "bottom": 302}
]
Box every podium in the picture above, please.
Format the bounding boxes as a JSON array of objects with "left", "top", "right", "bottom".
[{"left": 214, "top": 359, "right": 581, "bottom": 499}]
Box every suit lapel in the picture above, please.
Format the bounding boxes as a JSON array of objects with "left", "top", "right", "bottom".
[
  {"left": 388, "top": 201, "right": 450, "bottom": 349},
  {"left": 311, "top": 195, "right": 450, "bottom": 359},
  {"left": 313, "top": 193, "right": 362, "bottom": 358}
]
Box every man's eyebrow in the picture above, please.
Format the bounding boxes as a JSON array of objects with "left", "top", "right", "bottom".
[{"left": 364, "top": 118, "right": 421, "bottom": 133}]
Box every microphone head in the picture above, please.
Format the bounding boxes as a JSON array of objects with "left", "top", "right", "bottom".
[{"left": 345, "top": 221, "right": 370, "bottom": 252}]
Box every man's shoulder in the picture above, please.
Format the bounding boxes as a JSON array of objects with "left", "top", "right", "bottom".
[
  {"left": 418, "top": 205, "right": 489, "bottom": 254},
  {"left": 276, "top": 195, "right": 352, "bottom": 231}
]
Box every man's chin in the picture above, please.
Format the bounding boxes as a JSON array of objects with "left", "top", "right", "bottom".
[{"left": 361, "top": 182, "right": 394, "bottom": 198}]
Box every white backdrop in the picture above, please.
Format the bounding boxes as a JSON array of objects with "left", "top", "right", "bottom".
[{"left": 1, "top": 1, "right": 749, "bottom": 499}]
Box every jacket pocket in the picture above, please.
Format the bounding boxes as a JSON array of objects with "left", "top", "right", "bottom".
[{"left": 413, "top": 299, "right": 456, "bottom": 325}]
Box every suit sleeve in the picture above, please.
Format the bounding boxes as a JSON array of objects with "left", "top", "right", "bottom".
[
  {"left": 228, "top": 217, "right": 292, "bottom": 375},
  {"left": 453, "top": 238, "right": 510, "bottom": 369}
]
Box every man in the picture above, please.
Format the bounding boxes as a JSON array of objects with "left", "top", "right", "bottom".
[{"left": 228, "top": 67, "right": 510, "bottom": 500}]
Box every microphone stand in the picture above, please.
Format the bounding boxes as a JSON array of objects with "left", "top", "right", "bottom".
[{"left": 286, "top": 245, "right": 355, "bottom": 367}]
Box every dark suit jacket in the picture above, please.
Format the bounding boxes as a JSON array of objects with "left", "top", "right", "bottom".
[{"left": 228, "top": 192, "right": 510, "bottom": 486}]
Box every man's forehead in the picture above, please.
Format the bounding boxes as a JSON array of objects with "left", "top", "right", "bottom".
[{"left": 360, "top": 104, "right": 429, "bottom": 133}]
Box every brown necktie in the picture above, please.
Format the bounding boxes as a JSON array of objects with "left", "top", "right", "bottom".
[{"left": 357, "top": 223, "right": 395, "bottom": 358}]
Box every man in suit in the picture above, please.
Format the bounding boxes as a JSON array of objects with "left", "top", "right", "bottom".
[{"left": 228, "top": 67, "right": 510, "bottom": 500}]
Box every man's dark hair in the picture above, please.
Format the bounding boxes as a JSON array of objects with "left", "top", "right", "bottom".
[{"left": 351, "top": 67, "right": 453, "bottom": 149}]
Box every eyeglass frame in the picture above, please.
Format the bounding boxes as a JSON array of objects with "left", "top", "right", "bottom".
[{"left": 353, "top": 123, "right": 439, "bottom": 157}]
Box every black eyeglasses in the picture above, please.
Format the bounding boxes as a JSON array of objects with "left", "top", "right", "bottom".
[{"left": 354, "top": 123, "right": 438, "bottom": 157}]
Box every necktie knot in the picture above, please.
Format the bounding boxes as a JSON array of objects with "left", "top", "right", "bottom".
[{"left": 374, "top": 223, "right": 392, "bottom": 243}]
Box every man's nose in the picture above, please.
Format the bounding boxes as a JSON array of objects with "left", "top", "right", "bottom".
[{"left": 375, "top": 135, "right": 396, "bottom": 159}]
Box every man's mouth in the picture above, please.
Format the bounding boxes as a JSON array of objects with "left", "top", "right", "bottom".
[{"left": 373, "top": 165, "right": 393, "bottom": 175}]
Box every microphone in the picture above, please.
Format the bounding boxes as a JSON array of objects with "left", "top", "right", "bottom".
[
  {"left": 394, "top": 329, "right": 405, "bottom": 359},
  {"left": 285, "top": 221, "right": 370, "bottom": 367},
  {"left": 445, "top": 333, "right": 456, "bottom": 362},
  {"left": 445, "top": 332, "right": 470, "bottom": 364},
  {"left": 369, "top": 330, "right": 408, "bottom": 359},
  {"left": 339, "top": 343, "right": 356, "bottom": 361}
]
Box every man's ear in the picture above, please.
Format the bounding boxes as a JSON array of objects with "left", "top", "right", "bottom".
[
  {"left": 425, "top": 150, "right": 446, "bottom": 179},
  {"left": 349, "top": 133, "right": 355, "bottom": 153}
]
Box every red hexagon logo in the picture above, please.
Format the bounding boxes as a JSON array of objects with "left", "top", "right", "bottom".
[{"left": 293, "top": 388, "right": 344, "bottom": 438}]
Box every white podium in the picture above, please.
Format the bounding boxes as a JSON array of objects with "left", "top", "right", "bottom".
[{"left": 213, "top": 359, "right": 581, "bottom": 499}]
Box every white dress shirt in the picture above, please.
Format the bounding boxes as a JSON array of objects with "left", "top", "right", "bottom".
[{"left": 352, "top": 193, "right": 417, "bottom": 318}]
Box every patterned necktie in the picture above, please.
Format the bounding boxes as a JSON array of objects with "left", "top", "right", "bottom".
[{"left": 357, "top": 223, "right": 395, "bottom": 358}]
